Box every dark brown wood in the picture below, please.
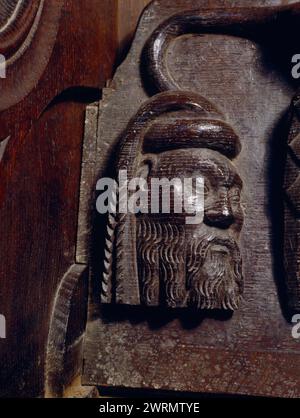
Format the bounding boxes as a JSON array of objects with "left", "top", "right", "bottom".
[
  {"left": 83, "top": 0, "right": 300, "bottom": 397},
  {"left": 143, "top": 3, "right": 300, "bottom": 93},
  {"left": 45, "top": 264, "right": 88, "bottom": 398},
  {"left": 117, "top": 0, "right": 151, "bottom": 64},
  {"left": 101, "top": 91, "right": 243, "bottom": 309},
  {"left": 0, "top": 0, "right": 118, "bottom": 398}
]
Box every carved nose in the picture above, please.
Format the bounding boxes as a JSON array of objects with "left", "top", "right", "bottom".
[{"left": 204, "top": 196, "right": 234, "bottom": 229}]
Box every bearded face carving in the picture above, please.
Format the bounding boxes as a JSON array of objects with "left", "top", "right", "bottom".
[
  {"left": 137, "top": 149, "right": 243, "bottom": 309},
  {"left": 101, "top": 91, "right": 244, "bottom": 310}
]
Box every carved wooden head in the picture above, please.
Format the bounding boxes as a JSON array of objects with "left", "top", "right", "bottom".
[{"left": 101, "top": 91, "right": 243, "bottom": 310}]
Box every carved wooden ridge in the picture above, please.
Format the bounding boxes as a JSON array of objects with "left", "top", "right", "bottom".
[
  {"left": 284, "top": 94, "right": 300, "bottom": 311},
  {"left": 0, "top": 0, "right": 44, "bottom": 66},
  {"left": 143, "top": 5, "right": 300, "bottom": 92}
]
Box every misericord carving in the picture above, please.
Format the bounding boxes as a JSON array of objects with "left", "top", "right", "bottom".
[{"left": 101, "top": 91, "right": 244, "bottom": 310}]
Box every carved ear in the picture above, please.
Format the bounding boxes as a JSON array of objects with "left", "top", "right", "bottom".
[{"left": 136, "top": 154, "right": 158, "bottom": 179}]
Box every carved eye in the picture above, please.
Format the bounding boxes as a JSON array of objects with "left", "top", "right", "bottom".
[{"left": 229, "top": 187, "right": 241, "bottom": 204}]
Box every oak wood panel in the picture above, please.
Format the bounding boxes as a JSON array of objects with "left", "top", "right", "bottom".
[
  {"left": 0, "top": 0, "right": 119, "bottom": 398},
  {"left": 83, "top": 0, "right": 300, "bottom": 397},
  {"left": 117, "top": 0, "right": 152, "bottom": 64}
]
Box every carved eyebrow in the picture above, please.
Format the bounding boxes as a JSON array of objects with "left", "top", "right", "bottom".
[
  {"left": 203, "top": 157, "right": 242, "bottom": 189},
  {"left": 154, "top": 151, "right": 242, "bottom": 188}
]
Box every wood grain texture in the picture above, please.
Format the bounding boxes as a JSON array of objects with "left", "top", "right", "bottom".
[
  {"left": 0, "top": 0, "right": 44, "bottom": 64},
  {"left": 0, "top": 0, "right": 62, "bottom": 111},
  {"left": 0, "top": 0, "right": 118, "bottom": 398},
  {"left": 101, "top": 91, "right": 244, "bottom": 310},
  {"left": 45, "top": 264, "right": 88, "bottom": 398},
  {"left": 0, "top": 0, "right": 157, "bottom": 398},
  {"left": 143, "top": 3, "right": 300, "bottom": 92},
  {"left": 117, "top": 0, "right": 152, "bottom": 64},
  {"left": 83, "top": 0, "right": 300, "bottom": 397}
]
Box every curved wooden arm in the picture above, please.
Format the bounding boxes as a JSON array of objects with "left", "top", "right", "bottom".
[{"left": 143, "top": 4, "right": 300, "bottom": 92}]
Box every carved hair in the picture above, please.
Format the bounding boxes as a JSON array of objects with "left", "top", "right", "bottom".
[
  {"left": 101, "top": 91, "right": 242, "bottom": 306},
  {"left": 187, "top": 236, "right": 243, "bottom": 310},
  {"left": 137, "top": 218, "right": 186, "bottom": 307},
  {"left": 137, "top": 218, "right": 243, "bottom": 309}
]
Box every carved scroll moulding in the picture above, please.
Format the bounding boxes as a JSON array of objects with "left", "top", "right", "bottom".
[
  {"left": 0, "top": 0, "right": 63, "bottom": 110},
  {"left": 0, "top": 0, "right": 44, "bottom": 66}
]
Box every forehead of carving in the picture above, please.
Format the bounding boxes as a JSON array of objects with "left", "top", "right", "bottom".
[{"left": 148, "top": 149, "right": 242, "bottom": 189}]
